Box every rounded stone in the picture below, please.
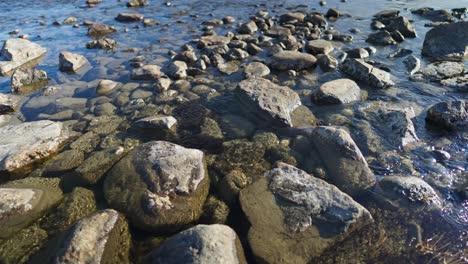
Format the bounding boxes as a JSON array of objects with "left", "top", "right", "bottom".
[{"left": 312, "top": 78, "right": 361, "bottom": 105}]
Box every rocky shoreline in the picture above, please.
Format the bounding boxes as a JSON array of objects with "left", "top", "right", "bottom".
[{"left": 0, "top": 0, "right": 466, "bottom": 263}]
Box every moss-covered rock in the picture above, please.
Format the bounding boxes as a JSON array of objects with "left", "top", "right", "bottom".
[
  {"left": 200, "top": 196, "right": 230, "bottom": 224},
  {"left": 0, "top": 225, "right": 48, "bottom": 264},
  {"left": 70, "top": 131, "right": 101, "bottom": 154},
  {"left": 42, "top": 149, "right": 85, "bottom": 176},
  {"left": 217, "top": 170, "right": 249, "bottom": 204}
]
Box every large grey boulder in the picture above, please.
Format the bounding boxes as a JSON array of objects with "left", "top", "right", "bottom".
[
  {"left": 418, "top": 61, "right": 466, "bottom": 81},
  {"left": 59, "top": 52, "right": 89, "bottom": 73},
  {"left": 144, "top": 224, "right": 247, "bottom": 264},
  {"left": 44, "top": 209, "right": 131, "bottom": 264},
  {"left": 422, "top": 21, "right": 468, "bottom": 61},
  {"left": 240, "top": 162, "right": 373, "bottom": 264},
  {"left": 104, "top": 141, "right": 209, "bottom": 232},
  {"left": 340, "top": 58, "right": 394, "bottom": 88},
  {"left": 0, "top": 120, "right": 69, "bottom": 173},
  {"left": 270, "top": 51, "right": 317, "bottom": 71},
  {"left": 11, "top": 67, "right": 48, "bottom": 94},
  {"left": 0, "top": 39, "right": 47, "bottom": 76},
  {"left": 311, "top": 78, "right": 361, "bottom": 105},
  {"left": 426, "top": 100, "right": 467, "bottom": 131},
  {"left": 236, "top": 77, "right": 301, "bottom": 127},
  {"left": 0, "top": 93, "right": 20, "bottom": 114}
]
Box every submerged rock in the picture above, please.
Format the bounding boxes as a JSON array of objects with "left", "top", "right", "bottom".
[
  {"left": 426, "top": 100, "right": 467, "bottom": 131},
  {"left": 422, "top": 21, "right": 468, "bottom": 61},
  {"left": 0, "top": 93, "right": 20, "bottom": 114},
  {"left": 104, "top": 141, "right": 209, "bottom": 232},
  {"left": 131, "top": 65, "right": 163, "bottom": 81},
  {"left": 135, "top": 115, "right": 177, "bottom": 130},
  {"left": 96, "top": 79, "right": 120, "bottom": 95},
  {"left": 311, "top": 78, "right": 361, "bottom": 105},
  {"left": 11, "top": 67, "right": 48, "bottom": 94},
  {"left": 58, "top": 52, "right": 89, "bottom": 73},
  {"left": 340, "top": 58, "right": 394, "bottom": 88},
  {"left": 236, "top": 77, "right": 301, "bottom": 127},
  {"left": 0, "top": 39, "right": 47, "bottom": 76},
  {"left": 270, "top": 51, "right": 317, "bottom": 71},
  {"left": 403, "top": 55, "right": 420, "bottom": 75},
  {"left": 144, "top": 224, "right": 247, "bottom": 264},
  {"left": 0, "top": 120, "right": 69, "bottom": 173},
  {"left": 240, "top": 162, "right": 373, "bottom": 264}
]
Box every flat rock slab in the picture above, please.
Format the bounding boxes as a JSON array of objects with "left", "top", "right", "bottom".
[
  {"left": 0, "top": 39, "right": 47, "bottom": 76},
  {"left": 59, "top": 52, "right": 89, "bottom": 73},
  {"left": 312, "top": 78, "right": 361, "bottom": 104},
  {"left": 240, "top": 162, "right": 373, "bottom": 264},
  {"left": 104, "top": 141, "right": 209, "bottom": 232},
  {"left": 422, "top": 21, "right": 468, "bottom": 61},
  {"left": 236, "top": 77, "right": 301, "bottom": 127},
  {"left": 0, "top": 120, "right": 69, "bottom": 172},
  {"left": 270, "top": 51, "right": 317, "bottom": 71},
  {"left": 145, "top": 224, "right": 247, "bottom": 264},
  {"left": 340, "top": 58, "right": 394, "bottom": 88}
]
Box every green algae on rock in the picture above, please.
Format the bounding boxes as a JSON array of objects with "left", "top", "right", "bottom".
[{"left": 0, "top": 225, "right": 48, "bottom": 264}]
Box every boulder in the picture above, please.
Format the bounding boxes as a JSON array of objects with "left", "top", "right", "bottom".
[
  {"left": 11, "top": 67, "right": 48, "bottom": 94},
  {"left": 103, "top": 141, "right": 209, "bottom": 232},
  {"left": 131, "top": 65, "right": 163, "bottom": 81},
  {"left": 87, "top": 24, "right": 117, "bottom": 38},
  {"left": 0, "top": 39, "right": 47, "bottom": 76},
  {"left": 236, "top": 77, "right": 301, "bottom": 127},
  {"left": 59, "top": 52, "right": 89, "bottom": 73},
  {"left": 317, "top": 54, "right": 338, "bottom": 72},
  {"left": 0, "top": 177, "right": 63, "bottom": 239},
  {"left": 244, "top": 62, "right": 270, "bottom": 78},
  {"left": 0, "top": 93, "right": 20, "bottom": 114},
  {"left": 240, "top": 162, "right": 373, "bottom": 264},
  {"left": 380, "top": 16, "right": 417, "bottom": 38},
  {"left": 311, "top": 78, "right": 361, "bottom": 105},
  {"left": 340, "top": 58, "right": 394, "bottom": 88},
  {"left": 419, "top": 61, "right": 466, "bottom": 81},
  {"left": 426, "top": 100, "right": 467, "bottom": 131},
  {"left": 0, "top": 120, "right": 69, "bottom": 173},
  {"left": 305, "top": 40, "right": 334, "bottom": 55},
  {"left": 270, "top": 51, "right": 317, "bottom": 71},
  {"left": 144, "top": 224, "right": 247, "bottom": 264},
  {"left": 422, "top": 21, "right": 468, "bottom": 61},
  {"left": 166, "top": 61, "right": 188, "bottom": 79}
]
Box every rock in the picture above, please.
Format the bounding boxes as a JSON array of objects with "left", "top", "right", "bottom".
[
  {"left": 426, "top": 100, "right": 467, "bottom": 131},
  {"left": 96, "top": 79, "right": 119, "bottom": 95},
  {"left": 374, "top": 9, "right": 400, "bottom": 19},
  {"left": 376, "top": 176, "right": 442, "bottom": 209},
  {"left": 222, "top": 16, "right": 235, "bottom": 24},
  {"left": 127, "top": 0, "right": 148, "bottom": 7},
  {"left": 264, "top": 26, "right": 292, "bottom": 38},
  {"left": 236, "top": 77, "right": 301, "bottom": 127},
  {"left": 305, "top": 40, "right": 334, "bottom": 55},
  {"left": 346, "top": 48, "right": 369, "bottom": 59},
  {"left": 59, "top": 52, "right": 89, "bottom": 73},
  {"left": 144, "top": 224, "right": 247, "bottom": 264},
  {"left": 422, "top": 21, "right": 468, "bottom": 61},
  {"left": 10, "top": 67, "right": 47, "bottom": 94},
  {"left": 167, "top": 60, "right": 188, "bottom": 79},
  {"left": 86, "top": 38, "right": 117, "bottom": 49},
  {"left": 387, "top": 48, "right": 412, "bottom": 59},
  {"left": 0, "top": 39, "right": 47, "bottom": 76},
  {"left": 412, "top": 8, "right": 454, "bottom": 22},
  {"left": 115, "top": 13, "right": 144, "bottom": 22},
  {"left": 238, "top": 21, "right": 258, "bottom": 34},
  {"left": 226, "top": 48, "right": 249, "bottom": 61},
  {"left": 311, "top": 78, "right": 361, "bottom": 105},
  {"left": 380, "top": 16, "right": 417, "bottom": 38},
  {"left": 0, "top": 225, "right": 48, "bottom": 264},
  {"left": 240, "top": 162, "right": 373, "bottom": 264},
  {"left": 218, "top": 170, "right": 249, "bottom": 204},
  {"left": 317, "top": 54, "right": 338, "bottom": 71},
  {"left": 104, "top": 141, "right": 209, "bottom": 232},
  {"left": 390, "top": 30, "right": 405, "bottom": 43},
  {"left": 217, "top": 61, "right": 239, "bottom": 75},
  {"left": 0, "top": 120, "right": 69, "bottom": 173},
  {"left": 441, "top": 75, "right": 468, "bottom": 92},
  {"left": 87, "top": 23, "right": 117, "bottom": 38},
  {"left": 0, "top": 177, "right": 63, "bottom": 239},
  {"left": 340, "top": 58, "right": 394, "bottom": 88},
  {"left": 371, "top": 20, "right": 386, "bottom": 30},
  {"left": 244, "top": 62, "right": 270, "bottom": 78},
  {"left": 279, "top": 12, "right": 306, "bottom": 23},
  {"left": 86, "top": 0, "right": 102, "bottom": 5},
  {"left": 131, "top": 65, "right": 164, "bottom": 81},
  {"left": 135, "top": 115, "right": 177, "bottom": 130},
  {"left": 326, "top": 8, "right": 340, "bottom": 18},
  {"left": 198, "top": 35, "right": 231, "bottom": 47},
  {"left": 64, "top": 17, "right": 78, "bottom": 24},
  {"left": 403, "top": 55, "right": 420, "bottom": 75},
  {"left": 44, "top": 209, "right": 131, "bottom": 263},
  {"left": 420, "top": 61, "right": 466, "bottom": 81},
  {"left": 0, "top": 93, "right": 20, "bottom": 114},
  {"left": 43, "top": 149, "right": 85, "bottom": 176},
  {"left": 367, "top": 30, "right": 397, "bottom": 45},
  {"left": 270, "top": 51, "right": 317, "bottom": 71},
  {"left": 307, "top": 126, "right": 376, "bottom": 195}
]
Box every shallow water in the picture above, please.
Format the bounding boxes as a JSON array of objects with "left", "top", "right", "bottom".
[{"left": 0, "top": 0, "right": 467, "bottom": 262}]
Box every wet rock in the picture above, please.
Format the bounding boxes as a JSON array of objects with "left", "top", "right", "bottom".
[
  {"left": 422, "top": 21, "right": 468, "bottom": 62},
  {"left": 0, "top": 39, "right": 47, "bottom": 76},
  {"left": 44, "top": 209, "right": 131, "bottom": 264},
  {"left": 64, "top": 17, "right": 77, "bottom": 24},
  {"left": 135, "top": 115, "right": 177, "bottom": 130},
  {"left": 244, "top": 61, "right": 270, "bottom": 78},
  {"left": 131, "top": 65, "right": 164, "bottom": 81},
  {"left": 217, "top": 61, "right": 239, "bottom": 75},
  {"left": 144, "top": 224, "right": 247, "bottom": 264},
  {"left": 96, "top": 79, "right": 120, "bottom": 95},
  {"left": 376, "top": 176, "right": 442, "bottom": 210},
  {"left": 238, "top": 21, "right": 258, "bottom": 34},
  {"left": 380, "top": 16, "right": 417, "bottom": 38},
  {"left": 86, "top": 0, "right": 102, "bottom": 6},
  {"left": 218, "top": 170, "right": 249, "bottom": 204},
  {"left": 326, "top": 8, "right": 340, "bottom": 18},
  {"left": 0, "top": 93, "right": 20, "bottom": 114},
  {"left": 104, "top": 141, "right": 209, "bottom": 232},
  {"left": 412, "top": 8, "right": 454, "bottom": 22},
  {"left": 0, "top": 120, "right": 69, "bottom": 173},
  {"left": 167, "top": 60, "right": 188, "bottom": 79},
  {"left": 346, "top": 48, "right": 369, "bottom": 59},
  {"left": 279, "top": 12, "right": 306, "bottom": 23},
  {"left": 374, "top": 9, "right": 400, "bottom": 19},
  {"left": 198, "top": 35, "right": 231, "bottom": 47},
  {"left": 264, "top": 26, "right": 292, "bottom": 38},
  {"left": 388, "top": 48, "right": 412, "bottom": 58},
  {"left": 43, "top": 149, "right": 85, "bottom": 176},
  {"left": 70, "top": 131, "right": 100, "bottom": 154},
  {"left": 87, "top": 23, "right": 117, "bottom": 38},
  {"left": 240, "top": 162, "right": 373, "bottom": 264},
  {"left": 86, "top": 38, "right": 117, "bottom": 49},
  {"left": 115, "top": 13, "right": 144, "bottom": 22},
  {"left": 219, "top": 114, "right": 255, "bottom": 139},
  {"left": 11, "top": 67, "right": 47, "bottom": 94},
  {"left": 441, "top": 75, "right": 468, "bottom": 92},
  {"left": 270, "top": 50, "right": 317, "bottom": 71},
  {"left": 0, "top": 177, "right": 63, "bottom": 239},
  {"left": 305, "top": 40, "right": 334, "bottom": 55},
  {"left": 127, "top": 0, "right": 148, "bottom": 7},
  {"left": 236, "top": 77, "right": 301, "bottom": 127},
  {"left": 311, "top": 78, "right": 361, "bottom": 105},
  {"left": 426, "top": 100, "right": 467, "bottom": 131},
  {"left": 222, "top": 16, "right": 235, "bottom": 24},
  {"left": 0, "top": 225, "right": 48, "bottom": 264},
  {"left": 226, "top": 48, "right": 249, "bottom": 60},
  {"left": 200, "top": 196, "right": 229, "bottom": 224},
  {"left": 420, "top": 61, "right": 466, "bottom": 81},
  {"left": 390, "top": 30, "right": 405, "bottom": 43},
  {"left": 59, "top": 51, "right": 89, "bottom": 73},
  {"left": 403, "top": 55, "right": 420, "bottom": 75},
  {"left": 371, "top": 20, "right": 386, "bottom": 30},
  {"left": 340, "top": 58, "right": 394, "bottom": 88},
  {"left": 317, "top": 54, "right": 338, "bottom": 71},
  {"left": 367, "top": 30, "right": 397, "bottom": 45}
]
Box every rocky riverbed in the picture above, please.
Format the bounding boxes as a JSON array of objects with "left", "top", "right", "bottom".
[{"left": 0, "top": 0, "right": 467, "bottom": 263}]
